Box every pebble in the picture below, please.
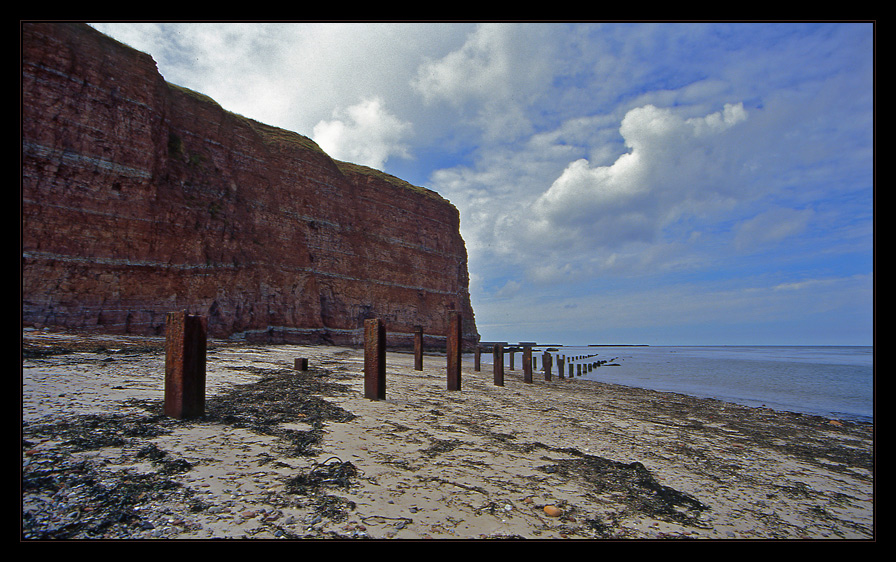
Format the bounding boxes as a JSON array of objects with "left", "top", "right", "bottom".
[{"left": 543, "top": 505, "right": 562, "bottom": 517}]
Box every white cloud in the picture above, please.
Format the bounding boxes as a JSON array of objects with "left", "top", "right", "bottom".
[
  {"left": 89, "top": 22, "right": 469, "bottom": 158},
  {"left": 412, "top": 23, "right": 554, "bottom": 141},
  {"left": 413, "top": 24, "right": 513, "bottom": 106},
  {"left": 494, "top": 279, "right": 522, "bottom": 299},
  {"left": 493, "top": 103, "right": 751, "bottom": 273},
  {"left": 312, "top": 98, "right": 412, "bottom": 170},
  {"left": 733, "top": 206, "right": 814, "bottom": 252},
  {"left": 85, "top": 22, "right": 873, "bottom": 345}
]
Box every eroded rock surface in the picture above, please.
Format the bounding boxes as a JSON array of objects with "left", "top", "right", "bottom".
[{"left": 22, "top": 23, "right": 477, "bottom": 346}]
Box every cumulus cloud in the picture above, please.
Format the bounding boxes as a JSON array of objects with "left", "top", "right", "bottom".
[
  {"left": 510, "top": 103, "right": 750, "bottom": 269},
  {"left": 412, "top": 23, "right": 553, "bottom": 141},
  {"left": 536, "top": 103, "right": 748, "bottom": 223},
  {"left": 83, "top": 22, "right": 873, "bottom": 344},
  {"left": 312, "top": 98, "right": 412, "bottom": 170},
  {"left": 413, "top": 24, "right": 526, "bottom": 105}
]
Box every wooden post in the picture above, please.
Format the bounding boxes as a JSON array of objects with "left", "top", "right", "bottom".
[
  {"left": 414, "top": 326, "right": 423, "bottom": 371},
  {"left": 493, "top": 343, "right": 504, "bottom": 386},
  {"left": 474, "top": 346, "right": 481, "bottom": 371},
  {"left": 508, "top": 349, "right": 515, "bottom": 371},
  {"left": 558, "top": 355, "right": 565, "bottom": 379},
  {"left": 447, "top": 312, "right": 462, "bottom": 391},
  {"left": 523, "top": 345, "right": 533, "bottom": 384},
  {"left": 364, "top": 318, "right": 386, "bottom": 400},
  {"left": 164, "top": 311, "right": 207, "bottom": 419},
  {"left": 294, "top": 358, "right": 308, "bottom": 371},
  {"left": 543, "top": 351, "right": 552, "bottom": 381}
]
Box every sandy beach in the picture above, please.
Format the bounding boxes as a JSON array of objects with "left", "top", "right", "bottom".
[{"left": 21, "top": 330, "right": 874, "bottom": 540}]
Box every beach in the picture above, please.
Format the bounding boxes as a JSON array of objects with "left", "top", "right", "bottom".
[{"left": 22, "top": 330, "right": 874, "bottom": 540}]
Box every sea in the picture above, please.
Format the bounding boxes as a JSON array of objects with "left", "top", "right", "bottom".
[{"left": 473, "top": 345, "right": 874, "bottom": 424}]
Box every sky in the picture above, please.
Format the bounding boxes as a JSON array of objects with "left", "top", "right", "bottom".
[{"left": 87, "top": 21, "right": 875, "bottom": 346}]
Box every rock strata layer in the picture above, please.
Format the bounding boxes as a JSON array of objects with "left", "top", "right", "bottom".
[{"left": 22, "top": 23, "right": 478, "bottom": 347}]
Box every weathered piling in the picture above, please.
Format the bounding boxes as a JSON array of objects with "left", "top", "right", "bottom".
[
  {"left": 364, "top": 318, "right": 386, "bottom": 400},
  {"left": 164, "top": 311, "right": 207, "bottom": 419},
  {"left": 447, "top": 312, "right": 462, "bottom": 391},
  {"left": 474, "top": 346, "right": 481, "bottom": 372},
  {"left": 523, "top": 345, "right": 533, "bottom": 383},
  {"left": 414, "top": 326, "right": 423, "bottom": 371},
  {"left": 493, "top": 343, "right": 504, "bottom": 386},
  {"left": 558, "top": 355, "right": 565, "bottom": 379},
  {"left": 543, "top": 352, "right": 553, "bottom": 381},
  {"left": 294, "top": 358, "right": 308, "bottom": 371}
]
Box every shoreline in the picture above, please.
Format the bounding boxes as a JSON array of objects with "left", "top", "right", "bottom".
[{"left": 22, "top": 331, "right": 875, "bottom": 540}]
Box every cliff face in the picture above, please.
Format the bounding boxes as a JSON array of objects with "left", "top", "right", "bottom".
[{"left": 22, "top": 23, "right": 478, "bottom": 347}]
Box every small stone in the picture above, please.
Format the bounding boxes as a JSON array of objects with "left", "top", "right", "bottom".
[{"left": 543, "top": 505, "right": 562, "bottom": 517}]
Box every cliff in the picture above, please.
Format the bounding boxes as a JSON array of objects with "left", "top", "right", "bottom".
[{"left": 21, "top": 22, "right": 478, "bottom": 347}]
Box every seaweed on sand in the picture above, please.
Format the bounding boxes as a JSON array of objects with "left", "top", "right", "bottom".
[
  {"left": 542, "top": 451, "right": 708, "bottom": 525},
  {"left": 22, "top": 359, "right": 359, "bottom": 539}
]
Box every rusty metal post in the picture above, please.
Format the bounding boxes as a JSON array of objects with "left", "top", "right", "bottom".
[
  {"left": 414, "top": 326, "right": 423, "bottom": 371},
  {"left": 543, "top": 351, "right": 552, "bottom": 381},
  {"left": 164, "top": 311, "right": 207, "bottom": 419},
  {"left": 364, "top": 318, "right": 386, "bottom": 400},
  {"left": 523, "top": 345, "right": 532, "bottom": 384},
  {"left": 493, "top": 343, "right": 504, "bottom": 386},
  {"left": 446, "top": 312, "right": 462, "bottom": 390}
]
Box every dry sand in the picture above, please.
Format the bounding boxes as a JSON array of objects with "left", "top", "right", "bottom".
[{"left": 21, "top": 330, "right": 875, "bottom": 540}]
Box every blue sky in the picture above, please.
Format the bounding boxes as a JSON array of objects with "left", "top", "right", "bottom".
[{"left": 88, "top": 22, "right": 875, "bottom": 346}]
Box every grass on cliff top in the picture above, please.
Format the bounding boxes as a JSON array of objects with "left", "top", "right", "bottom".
[
  {"left": 168, "top": 83, "right": 224, "bottom": 112},
  {"left": 246, "top": 118, "right": 445, "bottom": 202},
  {"left": 168, "top": 82, "right": 325, "bottom": 156},
  {"left": 167, "top": 82, "right": 446, "bottom": 204},
  {"left": 244, "top": 117, "right": 330, "bottom": 157},
  {"left": 333, "top": 160, "right": 446, "bottom": 203}
]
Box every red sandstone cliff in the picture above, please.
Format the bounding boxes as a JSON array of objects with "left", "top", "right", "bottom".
[{"left": 22, "top": 22, "right": 478, "bottom": 347}]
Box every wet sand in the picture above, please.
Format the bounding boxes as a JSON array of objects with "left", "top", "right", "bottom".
[{"left": 21, "top": 330, "right": 875, "bottom": 540}]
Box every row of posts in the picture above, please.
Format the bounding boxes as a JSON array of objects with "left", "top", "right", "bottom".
[
  {"left": 163, "top": 310, "right": 464, "bottom": 417},
  {"left": 364, "top": 312, "right": 462, "bottom": 400},
  {"left": 472, "top": 344, "right": 606, "bottom": 385},
  {"left": 163, "top": 310, "right": 604, "bottom": 418}
]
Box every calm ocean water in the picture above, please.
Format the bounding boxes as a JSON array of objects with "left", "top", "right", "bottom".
[{"left": 474, "top": 345, "right": 874, "bottom": 423}]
